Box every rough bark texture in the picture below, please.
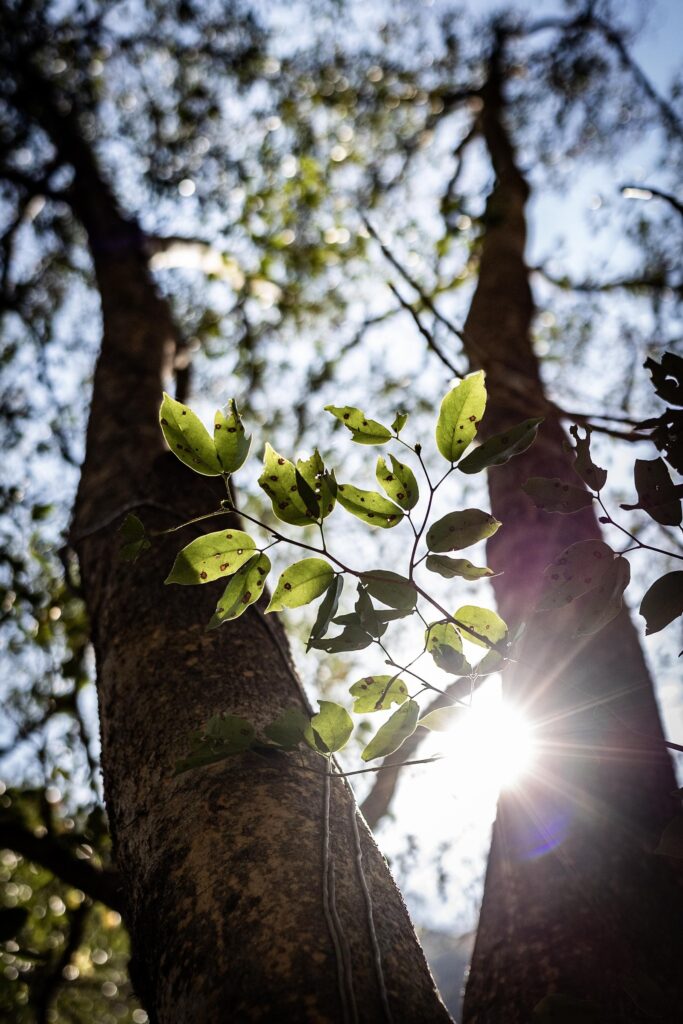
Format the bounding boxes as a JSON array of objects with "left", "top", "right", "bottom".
[
  {"left": 461, "top": 39, "right": 683, "bottom": 1024},
  {"left": 10, "top": 55, "right": 452, "bottom": 1024}
]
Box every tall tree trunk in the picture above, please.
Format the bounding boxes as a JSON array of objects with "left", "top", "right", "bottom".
[
  {"left": 10, "top": 56, "right": 451, "bottom": 1024},
  {"left": 461, "top": 36, "right": 683, "bottom": 1023}
]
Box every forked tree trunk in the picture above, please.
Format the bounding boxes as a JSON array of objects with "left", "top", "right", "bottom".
[
  {"left": 11, "top": 57, "right": 451, "bottom": 1024},
  {"left": 461, "top": 38, "right": 683, "bottom": 1024}
]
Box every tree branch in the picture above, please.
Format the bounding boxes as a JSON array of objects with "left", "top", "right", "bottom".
[{"left": 0, "top": 819, "right": 123, "bottom": 913}]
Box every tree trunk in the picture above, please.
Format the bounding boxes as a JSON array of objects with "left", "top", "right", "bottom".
[
  {"left": 11, "top": 57, "right": 451, "bottom": 1024},
  {"left": 461, "top": 37, "right": 683, "bottom": 1024}
]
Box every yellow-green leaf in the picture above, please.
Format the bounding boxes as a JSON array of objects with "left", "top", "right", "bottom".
[
  {"left": 425, "top": 622, "right": 471, "bottom": 675},
  {"left": 349, "top": 675, "right": 408, "bottom": 713},
  {"left": 258, "top": 444, "right": 314, "bottom": 527},
  {"left": 165, "top": 530, "right": 256, "bottom": 585},
  {"left": 454, "top": 605, "right": 507, "bottom": 648},
  {"left": 207, "top": 553, "right": 270, "bottom": 628},
  {"left": 435, "top": 371, "right": 486, "bottom": 463},
  {"left": 425, "top": 555, "right": 495, "bottom": 580},
  {"left": 160, "top": 392, "right": 222, "bottom": 476},
  {"left": 266, "top": 558, "right": 335, "bottom": 613},
  {"left": 361, "top": 699, "right": 419, "bottom": 762},
  {"left": 426, "top": 509, "right": 500, "bottom": 552},
  {"left": 325, "top": 405, "right": 392, "bottom": 444},
  {"left": 376, "top": 454, "right": 419, "bottom": 510},
  {"left": 337, "top": 483, "right": 403, "bottom": 528},
  {"left": 214, "top": 399, "right": 251, "bottom": 474},
  {"left": 305, "top": 700, "right": 354, "bottom": 754}
]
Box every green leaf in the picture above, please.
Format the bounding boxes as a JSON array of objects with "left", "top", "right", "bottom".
[
  {"left": 266, "top": 558, "right": 334, "bottom": 613},
  {"left": 426, "top": 509, "right": 501, "bottom": 552},
  {"left": 264, "top": 708, "right": 310, "bottom": 750},
  {"left": 640, "top": 572, "right": 683, "bottom": 636},
  {"left": 308, "top": 625, "right": 374, "bottom": 653},
  {"left": 175, "top": 715, "right": 255, "bottom": 774},
  {"left": 435, "top": 371, "right": 487, "bottom": 463},
  {"left": 307, "top": 575, "right": 343, "bottom": 650},
  {"left": 361, "top": 699, "right": 420, "bottom": 762},
  {"left": 391, "top": 411, "right": 409, "bottom": 434},
  {"left": 419, "top": 706, "right": 466, "bottom": 731},
  {"left": 207, "top": 553, "right": 270, "bottom": 628},
  {"left": 306, "top": 700, "right": 353, "bottom": 753},
  {"left": 160, "top": 392, "right": 222, "bottom": 476},
  {"left": 522, "top": 477, "right": 594, "bottom": 514},
  {"left": 567, "top": 425, "right": 607, "bottom": 492},
  {"left": 118, "top": 513, "right": 151, "bottom": 563},
  {"left": 425, "top": 622, "right": 471, "bottom": 675},
  {"left": 296, "top": 449, "right": 337, "bottom": 520},
  {"left": 350, "top": 675, "right": 409, "bottom": 713},
  {"left": 454, "top": 605, "right": 507, "bottom": 648},
  {"left": 337, "top": 483, "right": 403, "bottom": 528},
  {"left": 425, "top": 555, "right": 495, "bottom": 580},
  {"left": 538, "top": 541, "right": 617, "bottom": 611},
  {"left": 375, "top": 454, "right": 419, "bottom": 510},
  {"left": 622, "top": 458, "right": 682, "bottom": 526},
  {"left": 214, "top": 399, "right": 251, "bottom": 474},
  {"left": 361, "top": 570, "right": 418, "bottom": 610},
  {"left": 459, "top": 417, "right": 543, "bottom": 474},
  {"left": 295, "top": 468, "right": 320, "bottom": 518},
  {"left": 354, "top": 584, "right": 382, "bottom": 636},
  {"left": 258, "top": 444, "right": 314, "bottom": 526},
  {"left": 165, "top": 530, "right": 256, "bottom": 584},
  {"left": 325, "top": 405, "right": 392, "bottom": 444}
]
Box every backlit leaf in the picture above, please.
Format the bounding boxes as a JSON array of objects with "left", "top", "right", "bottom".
[
  {"left": 361, "top": 699, "right": 420, "bottom": 762},
  {"left": 306, "top": 700, "right": 353, "bottom": 753},
  {"left": 258, "top": 444, "right": 314, "bottom": 526},
  {"left": 426, "top": 509, "right": 501, "bottom": 552},
  {"left": 391, "top": 411, "right": 409, "bottom": 434},
  {"left": 214, "top": 399, "right": 251, "bottom": 474},
  {"left": 266, "top": 558, "right": 334, "bottom": 613},
  {"left": 337, "top": 483, "right": 403, "bottom": 528},
  {"left": 207, "top": 553, "right": 270, "bottom": 628},
  {"left": 425, "top": 622, "right": 471, "bottom": 675},
  {"left": 350, "top": 675, "right": 409, "bottom": 713},
  {"left": 160, "top": 392, "right": 222, "bottom": 476},
  {"left": 361, "top": 570, "right": 417, "bottom": 610},
  {"left": 376, "top": 454, "right": 419, "bottom": 510},
  {"left": 296, "top": 449, "right": 337, "bottom": 520},
  {"left": 522, "top": 477, "right": 594, "bottom": 514},
  {"left": 325, "top": 405, "right": 392, "bottom": 444},
  {"left": 459, "top": 417, "right": 543, "bottom": 474},
  {"left": 165, "top": 530, "right": 256, "bottom": 584},
  {"left": 454, "top": 605, "right": 507, "bottom": 648},
  {"left": 435, "top": 371, "right": 486, "bottom": 463},
  {"left": 425, "top": 555, "right": 495, "bottom": 580},
  {"left": 572, "top": 556, "right": 630, "bottom": 637}
]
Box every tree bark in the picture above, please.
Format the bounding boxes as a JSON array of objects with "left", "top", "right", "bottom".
[
  {"left": 461, "top": 36, "right": 683, "bottom": 1024},
  {"left": 8, "top": 53, "right": 451, "bottom": 1024}
]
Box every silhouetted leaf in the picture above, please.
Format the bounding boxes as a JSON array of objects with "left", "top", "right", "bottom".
[
  {"left": 567, "top": 424, "right": 607, "bottom": 491},
  {"left": 118, "top": 513, "right": 151, "bottom": 563},
  {"left": 640, "top": 572, "right": 683, "bottom": 636},
  {"left": 361, "top": 570, "right": 417, "bottom": 610},
  {"left": 307, "top": 575, "right": 343, "bottom": 650},
  {"left": 621, "top": 458, "right": 682, "bottom": 526}
]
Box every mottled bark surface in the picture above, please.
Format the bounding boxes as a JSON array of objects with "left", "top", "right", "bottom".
[
  {"left": 461, "top": 40, "right": 683, "bottom": 1024},
  {"left": 10, "top": 56, "right": 452, "bottom": 1024}
]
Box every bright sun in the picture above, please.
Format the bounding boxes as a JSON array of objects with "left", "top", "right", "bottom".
[{"left": 460, "top": 697, "right": 536, "bottom": 793}]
